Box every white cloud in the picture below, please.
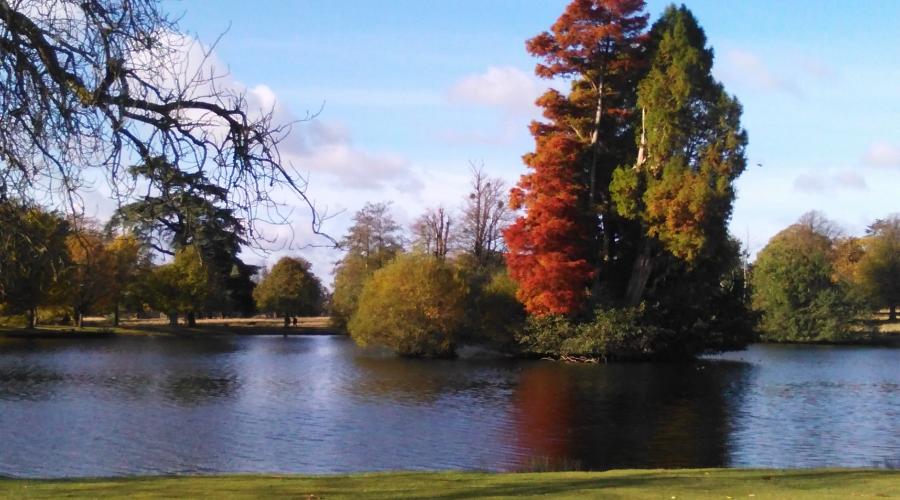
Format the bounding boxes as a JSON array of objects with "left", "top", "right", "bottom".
[
  {"left": 792, "top": 173, "right": 826, "bottom": 193},
  {"left": 793, "top": 169, "right": 868, "bottom": 193},
  {"left": 159, "top": 37, "right": 421, "bottom": 192},
  {"left": 279, "top": 120, "right": 421, "bottom": 192},
  {"left": 720, "top": 49, "right": 802, "bottom": 96},
  {"left": 448, "top": 66, "right": 541, "bottom": 114},
  {"left": 863, "top": 141, "right": 900, "bottom": 168}
]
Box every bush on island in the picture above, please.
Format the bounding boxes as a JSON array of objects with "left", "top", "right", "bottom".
[{"left": 348, "top": 253, "right": 467, "bottom": 358}]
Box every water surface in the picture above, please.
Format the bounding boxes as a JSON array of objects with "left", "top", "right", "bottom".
[{"left": 0, "top": 336, "right": 897, "bottom": 477}]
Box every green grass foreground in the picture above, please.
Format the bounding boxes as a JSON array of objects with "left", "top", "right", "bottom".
[{"left": 1, "top": 469, "right": 897, "bottom": 499}]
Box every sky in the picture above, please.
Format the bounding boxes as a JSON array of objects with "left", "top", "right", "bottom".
[{"left": 134, "top": 0, "right": 900, "bottom": 280}]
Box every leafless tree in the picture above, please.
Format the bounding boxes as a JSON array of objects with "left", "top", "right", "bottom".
[
  {"left": 341, "top": 201, "right": 403, "bottom": 269},
  {"left": 412, "top": 206, "right": 453, "bottom": 259},
  {"left": 797, "top": 211, "right": 843, "bottom": 241},
  {"left": 459, "top": 162, "right": 511, "bottom": 265},
  {"left": 0, "top": 0, "right": 333, "bottom": 244}
]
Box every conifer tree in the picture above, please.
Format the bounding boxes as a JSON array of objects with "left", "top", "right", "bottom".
[
  {"left": 505, "top": 0, "right": 649, "bottom": 315},
  {"left": 611, "top": 5, "right": 747, "bottom": 305}
]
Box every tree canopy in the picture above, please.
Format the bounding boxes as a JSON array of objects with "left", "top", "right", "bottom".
[
  {"left": 0, "top": 201, "right": 70, "bottom": 327},
  {"left": 331, "top": 202, "right": 404, "bottom": 327},
  {"left": 144, "top": 245, "right": 214, "bottom": 327},
  {"left": 253, "top": 257, "right": 323, "bottom": 319},
  {"left": 504, "top": 2, "right": 751, "bottom": 358},
  {"left": 857, "top": 215, "right": 900, "bottom": 320},
  {"left": 751, "top": 213, "right": 862, "bottom": 341},
  {"left": 349, "top": 253, "right": 467, "bottom": 358}
]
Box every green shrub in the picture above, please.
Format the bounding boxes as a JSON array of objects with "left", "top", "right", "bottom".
[
  {"left": 517, "top": 307, "right": 676, "bottom": 361},
  {"left": 348, "top": 253, "right": 467, "bottom": 357},
  {"left": 452, "top": 259, "right": 525, "bottom": 350},
  {"left": 565, "top": 308, "right": 675, "bottom": 360}
]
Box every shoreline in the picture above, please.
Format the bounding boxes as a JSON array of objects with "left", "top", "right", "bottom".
[
  {"left": 0, "top": 469, "right": 896, "bottom": 499},
  {"left": 2, "top": 326, "right": 896, "bottom": 348},
  {"left": 0, "top": 318, "right": 342, "bottom": 339}
]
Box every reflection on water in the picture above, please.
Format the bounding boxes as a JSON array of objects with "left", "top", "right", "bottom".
[
  {"left": 0, "top": 336, "right": 897, "bottom": 477},
  {"left": 510, "top": 361, "right": 750, "bottom": 470}
]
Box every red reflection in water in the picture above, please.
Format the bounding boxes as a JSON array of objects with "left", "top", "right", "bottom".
[{"left": 511, "top": 365, "right": 574, "bottom": 469}]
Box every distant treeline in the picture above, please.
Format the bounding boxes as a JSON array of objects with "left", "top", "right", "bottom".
[{"left": 751, "top": 211, "right": 899, "bottom": 342}]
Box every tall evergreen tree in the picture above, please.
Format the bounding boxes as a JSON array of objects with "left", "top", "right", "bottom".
[{"left": 611, "top": 5, "right": 747, "bottom": 306}]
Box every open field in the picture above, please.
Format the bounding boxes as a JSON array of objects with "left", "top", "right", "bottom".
[
  {"left": 874, "top": 310, "right": 900, "bottom": 334},
  {"left": 0, "top": 469, "right": 897, "bottom": 499}
]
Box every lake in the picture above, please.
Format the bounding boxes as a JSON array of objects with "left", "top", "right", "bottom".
[{"left": 0, "top": 335, "right": 897, "bottom": 478}]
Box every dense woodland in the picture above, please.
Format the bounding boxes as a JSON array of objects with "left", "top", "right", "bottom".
[{"left": 1, "top": 0, "right": 897, "bottom": 360}]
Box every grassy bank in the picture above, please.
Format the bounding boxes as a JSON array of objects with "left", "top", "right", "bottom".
[
  {"left": 0, "top": 317, "right": 338, "bottom": 339},
  {"left": 0, "top": 469, "right": 897, "bottom": 499}
]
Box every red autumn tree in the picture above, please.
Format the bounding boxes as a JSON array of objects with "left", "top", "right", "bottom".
[
  {"left": 505, "top": 0, "right": 648, "bottom": 316},
  {"left": 505, "top": 131, "right": 594, "bottom": 315}
]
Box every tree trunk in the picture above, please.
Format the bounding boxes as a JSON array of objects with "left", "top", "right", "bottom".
[
  {"left": 25, "top": 308, "right": 36, "bottom": 329},
  {"left": 187, "top": 311, "right": 197, "bottom": 328},
  {"left": 890, "top": 304, "right": 897, "bottom": 322},
  {"left": 589, "top": 77, "right": 604, "bottom": 209},
  {"left": 625, "top": 238, "right": 653, "bottom": 306},
  {"left": 589, "top": 78, "right": 610, "bottom": 295}
]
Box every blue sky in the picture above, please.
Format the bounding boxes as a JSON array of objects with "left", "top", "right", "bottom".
[{"left": 154, "top": 0, "right": 899, "bottom": 277}]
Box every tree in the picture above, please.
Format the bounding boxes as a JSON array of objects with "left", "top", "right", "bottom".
[
  {"left": 110, "top": 157, "right": 252, "bottom": 316},
  {"left": 505, "top": 0, "right": 648, "bottom": 316},
  {"left": 504, "top": 128, "right": 596, "bottom": 316},
  {"left": 505, "top": 2, "right": 753, "bottom": 358},
  {"left": 105, "top": 233, "right": 151, "bottom": 325},
  {"left": 468, "top": 267, "right": 525, "bottom": 349},
  {"left": 253, "top": 256, "right": 323, "bottom": 325},
  {"left": 459, "top": 163, "right": 511, "bottom": 266},
  {"left": 66, "top": 226, "right": 116, "bottom": 327},
  {"left": 412, "top": 206, "right": 453, "bottom": 259},
  {"left": 331, "top": 202, "right": 404, "bottom": 327},
  {"left": 611, "top": 5, "right": 747, "bottom": 305},
  {"left": 857, "top": 215, "right": 900, "bottom": 320},
  {"left": 751, "top": 214, "right": 862, "bottom": 341},
  {"left": 145, "top": 246, "right": 213, "bottom": 327},
  {"left": 349, "top": 253, "right": 467, "bottom": 357},
  {"left": 339, "top": 202, "right": 404, "bottom": 270},
  {"left": 0, "top": 202, "right": 70, "bottom": 328},
  {"left": 0, "top": 0, "right": 328, "bottom": 241}
]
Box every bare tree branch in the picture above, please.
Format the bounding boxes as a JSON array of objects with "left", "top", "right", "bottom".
[{"left": 0, "top": 0, "right": 336, "bottom": 247}]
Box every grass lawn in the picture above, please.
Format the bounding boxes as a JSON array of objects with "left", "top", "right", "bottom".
[{"left": 0, "top": 469, "right": 897, "bottom": 499}]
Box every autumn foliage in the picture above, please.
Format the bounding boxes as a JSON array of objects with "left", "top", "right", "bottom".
[
  {"left": 505, "top": 0, "right": 648, "bottom": 316},
  {"left": 506, "top": 1, "right": 753, "bottom": 363},
  {"left": 505, "top": 133, "right": 594, "bottom": 315}
]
